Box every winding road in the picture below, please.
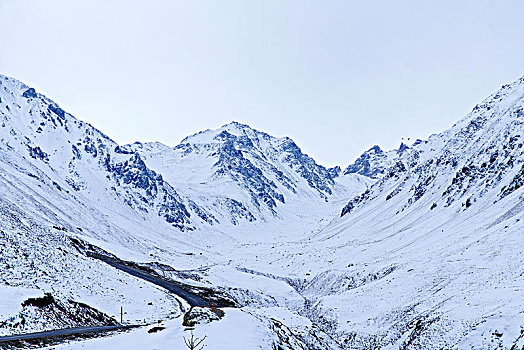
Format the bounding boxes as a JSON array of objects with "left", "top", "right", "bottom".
[
  {"left": 0, "top": 325, "right": 137, "bottom": 344},
  {"left": 94, "top": 254, "right": 211, "bottom": 307}
]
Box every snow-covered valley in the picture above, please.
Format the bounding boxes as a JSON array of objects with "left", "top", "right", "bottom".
[{"left": 0, "top": 73, "right": 523, "bottom": 349}]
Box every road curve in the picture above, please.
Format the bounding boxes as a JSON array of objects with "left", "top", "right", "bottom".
[
  {"left": 89, "top": 253, "right": 211, "bottom": 307},
  {"left": 0, "top": 325, "right": 136, "bottom": 343}
]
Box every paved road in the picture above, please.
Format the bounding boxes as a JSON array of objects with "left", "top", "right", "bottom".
[
  {"left": 89, "top": 253, "right": 210, "bottom": 307},
  {"left": 0, "top": 325, "right": 135, "bottom": 343}
]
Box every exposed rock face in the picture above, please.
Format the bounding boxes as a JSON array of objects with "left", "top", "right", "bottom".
[{"left": 183, "top": 306, "right": 225, "bottom": 327}]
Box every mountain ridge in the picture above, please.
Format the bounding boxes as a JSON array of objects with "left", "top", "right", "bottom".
[
  {"left": 127, "top": 120, "right": 373, "bottom": 226},
  {"left": 0, "top": 73, "right": 371, "bottom": 231}
]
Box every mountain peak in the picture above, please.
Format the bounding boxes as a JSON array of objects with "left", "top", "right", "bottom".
[
  {"left": 342, "top": 144, "right": 399, "bottom": 179},
  {"left": 221, "top": 120, "right": 252, "bottom": 130},
  {"left": 367, "top": 145, "right": 383, "bottom": 153},
  {"left": 397, "top": 142, "right": 409, "bottom": 153},
  {"left": 180, "top": 121, "right": 265, "bottom": 145}
]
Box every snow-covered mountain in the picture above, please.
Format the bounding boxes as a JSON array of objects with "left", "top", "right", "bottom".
[
  {"left": 342, "top": 142, "right": 413, "bottom": 179},
  {"left": 127, "top": 122, "right": 371, "bottom": 226},
  {"left": 0, "top": 76, "right": 221, "bottom": 232},
  {"left": 1, "top": 72, "right": 524, "bottom": 349}
]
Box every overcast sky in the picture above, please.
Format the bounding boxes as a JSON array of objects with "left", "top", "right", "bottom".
[{"left": 1, "top": 1, "right": 523, "bottom": 166}]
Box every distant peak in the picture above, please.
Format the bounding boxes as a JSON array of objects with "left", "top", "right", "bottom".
[
  {"left": 398, "top": 142, "right": 409, "bottom": 153},
  {"left": 180, "top": 121, "right": 261, "bottom": 145},
  {"left": 223, "top": 120, "right": 248, "bottom": 126},
  {"left": 328, "top": 166, "right": 342, "bottom": 178},
  {"left": 220, "top": 121, "right": 253, "bottom": 131},
  {"left": 412, "top": 139, "right": 423, "bottom": 147},
  {"left": 367, "top": 145, "right": 383, "bottom": 153}
]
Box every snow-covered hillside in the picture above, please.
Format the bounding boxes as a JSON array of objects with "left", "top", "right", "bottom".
[
  {"left": 342, "top": 77, "right": 524, "bottom": 217},
  {"left": 0, "top": 198, "right": 184, "bottom": 336},
  {"left": 1, "top": 73, "right": 523, "bottom": 349},
  {"left": 0, "top": 76, "right": 220, "bottom": 232}
]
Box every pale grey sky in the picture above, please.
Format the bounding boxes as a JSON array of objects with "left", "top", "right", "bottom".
[{"left": 1, "top": 1, "right": 523, "bottom": 167}]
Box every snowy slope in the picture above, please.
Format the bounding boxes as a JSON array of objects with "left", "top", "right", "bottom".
[
  {"left": 342, "top": 76, "right": 524, "bottom": 217},
  {"left": 0, "top": 199, "right": 184, "bottom": 336}
]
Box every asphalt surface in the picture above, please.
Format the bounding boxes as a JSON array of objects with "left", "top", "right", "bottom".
[
  {"left": 89, "top": 253, "right": 210, "bottom": 307},
  {"left": 0, "top": 325, "right": 135, "bottom": 343}
]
